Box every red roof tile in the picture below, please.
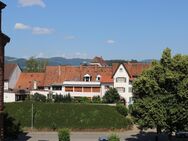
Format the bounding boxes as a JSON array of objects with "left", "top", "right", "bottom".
[{"left": 15, "top": 73, "right": 45, "bottom": 90}]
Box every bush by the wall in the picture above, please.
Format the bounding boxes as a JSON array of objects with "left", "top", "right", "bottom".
[
  {"left": 92, "top": 96, "right": 101, "bottom": 103},
  {"left": 53, "top": 94, "right": 72, "bottom": 103},
  {"left": 73, "top": 97, "right": 91, "bottom": 103},
  {"left": 102, "top": 88, "right": 120, "bottom": 103},
  {"left": 58, "top": 128, "right": 70, "bottom": 141},
  {"left": 116, "top": 105, "right": 128, "bottom": 117},
  {"left": 108, "top": 134, "right": 120, "bottom": 141},
  {"left": 32, "top": 93, "right": 46, "bottom": 102}
]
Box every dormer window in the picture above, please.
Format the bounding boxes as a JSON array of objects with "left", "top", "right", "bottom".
[
  {"left": 119, "top": 68, "right": 123, "bottom": 72},
  {"left": 96, "top": 75, "right": 101, "bottom": 81},
  {"left": 84, "top": 74, "right": 91, "bottom": 82}
]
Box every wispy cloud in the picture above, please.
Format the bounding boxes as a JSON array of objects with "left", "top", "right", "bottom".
[
  {"left": 64, "top": 35, "right": 76, "bottom": 40},
  {"left": 14, "top": 23, "right": 54, "bottom": 35},
  {"left": 32, "top": 27, "right": 54, "bottom": 35},
  {"left": 14, "top": 23, "right": 30, "bottom": 30},
  {"left": 18, "top": 0, "right": 46, "bottom": 8},
  {"left": 106, "top": 39, "right": 116, "bottom": 44}
]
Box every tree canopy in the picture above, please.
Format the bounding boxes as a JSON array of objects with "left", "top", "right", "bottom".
[
  {"left": 24, "top": 57, "right": 48, "bottom": 72},
  {"left": 103, "top": 88, "right": 120, "bottom": 103},
  {"left": 131, "top": 48, "right": 188, "bottom": 135}
]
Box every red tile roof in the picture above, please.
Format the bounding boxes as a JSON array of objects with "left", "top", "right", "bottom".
[
  {"left": 15, "top": 73, "right": 45, "bottom": 90},
  {"left": 91, "top": 56, "right": 108, "bottom": 66},
  {"left": 124, "top": 63, "right": 151, "bottom": 78},
  {"left": 15, "top": 62, "right": 150, "bottom": 90},
  {"left": 43, "top": 65, "right": 113, "bottom": 86}
]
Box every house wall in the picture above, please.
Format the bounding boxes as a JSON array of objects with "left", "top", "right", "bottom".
[
  {"left": 4, "top": 81, "right": 8, "bottom": 90},
  {"left": 4, "top": 92, "right": 16, "bottom": 103},
  {"left": 113, "top": 64, "right": 133, "bottom": 105},
  {"left": 9, "top": 65, "right": 21, "bottom": 90}
]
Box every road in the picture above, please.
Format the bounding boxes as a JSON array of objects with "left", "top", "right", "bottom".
[{"left": 16, "top": 130, "right": 187, "bottom": 141}]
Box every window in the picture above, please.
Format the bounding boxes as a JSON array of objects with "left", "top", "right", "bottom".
[
  {"left": 96, "top": 75, "right": 101, "bottom": 81},
  {"left": 65, "top": 87, "right": 73, "bottom": 92},
  {"left": 116, "top": 77, "right": 126, "bottom": 83},
  {"left": 129, "top": 81, "right": 132, "bottom": 85},
  {"left": 128, "top": 87, "right": 132, "bottom": 93},
  {"left": 116, "top": 87, "right": 125, "bottom": 93},
  {"left": 129, "top": 97, "right": 133, "bottom": 104},
  {"left": 52, "top": 86, "right": 62, "bottom": 90},
  {"left": 119, "top": 68, "right": 123, "bottom": 72},
  {"left": 84, "top": 74, "right": 91, "bottom": 82}
]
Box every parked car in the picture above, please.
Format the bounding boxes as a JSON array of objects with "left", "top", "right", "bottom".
[
  {"left": 175, "top": 131, "right": 188, "bottom": 138},
  {"left": 98, "top": 136, "right": 108, "bottom": 141}
]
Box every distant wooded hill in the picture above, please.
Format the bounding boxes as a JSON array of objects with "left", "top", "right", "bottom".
[{"left": 5, "top": 56, "right": 153, "bottom": 70}]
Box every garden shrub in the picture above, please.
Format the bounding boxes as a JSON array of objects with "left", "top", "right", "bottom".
[
  {"left": 102, "top": 88, "right": 120, "bottom": 103},
  {"left": 116, "top": 105, "right": 128, "bottom": 117},
  {"left": 73, "top": 97, "right": 91, "bottom": 103},
  {"left": 54, "top": 94, "right": 72, "bottom": 103},
  {"left": 108, "top": 133, "right": 120, "bottom": 141},
  {"left": 4, "top": 112, "right": 22, "bottom": 140},
  {"left": 92, "top": 96, "right": 101, "bottom": 103},
  {"left": 32, "top": 93, "right": 46, "bottom": 102},
  {"left": 58, "top": 128, "right": 70, "bottom": 141}
]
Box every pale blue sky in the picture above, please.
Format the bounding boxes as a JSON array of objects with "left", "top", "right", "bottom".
[{"left": 2, "top": 0, "right": 188, "bottom": 60}]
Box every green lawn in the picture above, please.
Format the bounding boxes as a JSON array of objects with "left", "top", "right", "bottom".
[{"left": 4, "top": 102, "right": 132, "bottom": 129}]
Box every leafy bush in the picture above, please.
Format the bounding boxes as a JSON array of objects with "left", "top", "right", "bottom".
[
  {"left": 73, "top": 97, "right": 91, "bottom": 103},
  {"left": 116, "top": 105, "right": 128, "bottom": 117},
  {"left": 103, "top": 88, "right": 120, "bottom": 103},
  {"left": 108, "top": 134, "right": 120, "bottom": 141},
  {"left": 92, "top": 96, "right": 101, "bottom": 103},
  {"left": 53, "top": 94, "right": 72, "bottom": 103},
  {"left": 58, "top": 128, "right": 70, "bottom": 141},
  {"left": 4, "top": 112, "right": 22, "bottom": 140},
  {"left": 32, "top": 93, "right": 46, "bottom": 102}
]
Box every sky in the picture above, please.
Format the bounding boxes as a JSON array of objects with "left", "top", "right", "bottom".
[{"left": 1, "top": 0, "right": 188, "bottom": 60}]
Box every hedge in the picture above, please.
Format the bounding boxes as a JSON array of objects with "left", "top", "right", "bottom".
[{"left": 4, "top": 102, "right": 132, "bottom": 129}]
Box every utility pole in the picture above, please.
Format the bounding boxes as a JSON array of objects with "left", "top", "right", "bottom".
[{"left": 0, "top": 1, "right": 10, "bottom": 140}]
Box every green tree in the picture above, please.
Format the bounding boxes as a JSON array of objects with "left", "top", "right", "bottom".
[
  {"left": 131, "top": 48, "right": 188, "bottom": 139},
  {"left": 25, "top": 56, "right": 48, "bottom": 72},
  {"left": 103, "top": 88, "right": 120, "bottom": 103}
]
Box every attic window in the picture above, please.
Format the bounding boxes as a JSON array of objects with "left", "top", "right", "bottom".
[
  {"left": 84, "top": 74, "right": 91, "bottom": 82},
  {"left": 96, "top": 75, "right": 101, "bottom": 81},
  {"left": 119, "top": 68, "right": 123, "bottom": 72}
]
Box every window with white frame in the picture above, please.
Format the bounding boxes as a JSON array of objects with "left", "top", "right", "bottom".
[
  {"left": 84, "top": 74, "right": 91, "bottom": 82},
  {"left": 128, "top": 87, "right": 132, "bottom": 93},
  {"left": 116, "top": 87, "right": 125, "bottom": 93},
  {"left": 129, "top": 97, "right": 133, "bottom": 104},
  {"left": 116, "top": 77, "right": 126, "bottom": 83},
  {"left": 96, "top": 75, "right": 101, "bottom": 81}
]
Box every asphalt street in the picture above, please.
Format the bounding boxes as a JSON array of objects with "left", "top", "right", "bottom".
[{"left": 16, "top": 130, "right": 187, "bottom": 141}]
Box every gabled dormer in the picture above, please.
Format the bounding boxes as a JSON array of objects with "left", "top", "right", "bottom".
[
  {"left": 84, "top": 74, "right": 91, "bottom": 82},
  {"left": 113, "top": 64, "right": 131, "bottom": 83}
]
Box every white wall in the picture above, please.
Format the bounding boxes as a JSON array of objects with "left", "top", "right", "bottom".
[
  {"left": 9, "top": 65, "right": 21, "bottom": 90},
  {"left": 113, "top": 64, "right": 133, "bottom": 105},
  {"left": 4, "top": 81, "right": 8, "bottom": 90},
  {"left": 4, "top": 92, "right": 16, "bottom": 103}
]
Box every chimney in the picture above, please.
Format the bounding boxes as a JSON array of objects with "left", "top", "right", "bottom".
[
  {"left": 33, "top": 80, "right": 37, "bottom": 90},
  {"left": 0, "top": 2, "right": 6, "bottom": 32}
]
